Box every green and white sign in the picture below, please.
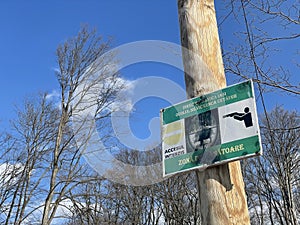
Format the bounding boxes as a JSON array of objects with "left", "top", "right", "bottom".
[{"left": 161, "top": 80, "right": 262, "bottom": 177}]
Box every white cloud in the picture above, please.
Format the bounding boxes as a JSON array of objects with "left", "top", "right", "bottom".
[
  {"left": 0, "top": 163, "right": 23, "bottom": 187},
  {"left": 45, "top": 89, "right": 60, "bottom": 100},
  {"left": 109, "top": 78, "right": 137, "bottom": 113}
]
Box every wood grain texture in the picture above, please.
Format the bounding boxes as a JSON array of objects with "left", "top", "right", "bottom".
[
  {"left": 177, "top": 0, "right": 250, "bottom": 224},
  {"left": 178, "top": 0, "right": 226, "bottom": 98}
]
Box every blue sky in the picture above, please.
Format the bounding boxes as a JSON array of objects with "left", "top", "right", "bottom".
[
  {"left": 0, "top": 1, "right": 181, "bottom": 125},
  {"left": 0, "top": 1, "right": 183, "bottom": 138},
  {"left": 0, "top": 1, "right": 298, "bottom": 141}
]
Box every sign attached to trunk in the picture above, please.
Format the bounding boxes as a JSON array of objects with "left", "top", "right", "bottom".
[{"left": 161, "top": 80, "right": 262, "bottom": 177}]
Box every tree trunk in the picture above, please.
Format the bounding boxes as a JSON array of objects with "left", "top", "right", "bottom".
[
  {"left": 41, "top": 110, "right": 67, "bottom": 225},
  {"left": 177, "top": 0, "right": 250, "bottom": 224}
]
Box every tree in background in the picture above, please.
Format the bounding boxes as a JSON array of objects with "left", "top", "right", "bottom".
[
  {"left": 243, "top": 107, "right": 299, "bottom": 224},
  {"left": 0, "top": 26, "right": 123, "bottom": 224},
  {"left": 220, "top": 0, "right": 299, "bottom": 96},
  {"left": 0, "top": 94, "right": 58, "bottom": 224},
  {"left": 40, "top": 25, "right": 123, "bottom": 225},
  {"left": 217, "top": 1, "right": 299, "bottom": 224}
]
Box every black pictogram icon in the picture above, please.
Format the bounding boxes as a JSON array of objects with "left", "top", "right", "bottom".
[{"left": 223, "top": 107, "right": 253, "bottom": 128}]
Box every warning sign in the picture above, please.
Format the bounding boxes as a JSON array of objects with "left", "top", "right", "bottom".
[{"left": 161, "top": 80, "right": 262, "bottom": 176}]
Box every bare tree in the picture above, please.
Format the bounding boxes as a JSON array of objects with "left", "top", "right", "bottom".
[
  {"left": 41, "top": 25, "right": 123, "bottom": 225},
  {"left": 64, "top": 173, "right": 108, "bottom": 225},
  {"left": 0, "top": 132, "right": 20, "bottom": 223},
  {"left": 219, "top": 0, "right": 299, "bottom": 96},
  {"left": 0, "top": 94, "right": 58, "bottom": 224},
  {"left": 216, "top": 1, "right": 299, "bottom": 224},
  {"left": 91, "top": 148, "right": 200, "bottom": 225},
  {"left": 243, "top": 107, "right": 299, "bottom": 224},
  {"left": 0, "top": 25, "right": 124, "bottom": 224},
  {"left": 157, "top": 172, "right": 199, "bottom": 225}
]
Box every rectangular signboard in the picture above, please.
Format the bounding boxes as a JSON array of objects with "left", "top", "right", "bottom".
[{"left": 161, "top": 80, "right": 262, "bottom": 177}]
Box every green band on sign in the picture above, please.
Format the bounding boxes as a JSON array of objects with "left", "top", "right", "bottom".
[
  {"left": 164, "top": 135, "right": 260, "bottom": 175},
  {"left": 162, "top": 80, "right": 253, "bottom": 125}
]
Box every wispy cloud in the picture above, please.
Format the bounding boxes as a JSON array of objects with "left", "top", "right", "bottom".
[
  {"left": 109, "top": 78, "right": 137, "bottom": 113},
  {"left": 45, "top": 89, "right": 60, "bottom": 100}
]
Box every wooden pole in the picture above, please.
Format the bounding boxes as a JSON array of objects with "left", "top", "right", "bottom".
[{"left": 177, "top": 1, "right": 250, "bottom": 224}]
